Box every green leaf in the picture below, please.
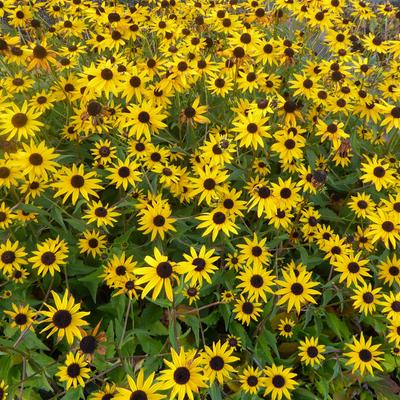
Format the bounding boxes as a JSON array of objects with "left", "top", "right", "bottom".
[
  {"left": 209, "top": 383, "right": 223, "bottom": 400},
  {"left": 325, "top": 312, "right": 350, "bottom": 341},
  {"left": 184, "top": 315, "right": 200, "bottom": 346}
]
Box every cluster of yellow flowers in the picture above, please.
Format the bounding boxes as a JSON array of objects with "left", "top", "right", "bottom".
[{"left": 0, "top": 0, "right": 400, "bottom": 399}]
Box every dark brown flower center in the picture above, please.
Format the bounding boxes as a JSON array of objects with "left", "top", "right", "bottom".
[
  {"left": 52, "top": 309, "right": 72, "bottom": 328},
  {"left": 280, "top": 188, "right": 291, "bottom": 199},
  {"left": 307, "top": 346, "right": 318, "bottom": 358},
  {"left": 116, "top": 265, "right": 126, "bottom": 276},
  {"left": 153, "top": 215, "right": 165, "bottom": 227},
  {"left": 138, "top": 111, "right": 150, "bottom": 123},
  {"left": 0, "top": 167, "right": 10, "bottom": 179},
  {"left": 373, "top": 166, "right": 385, "bottom": 178},
  {"left": 348, "top": 262, "right": 360, "bottom": 273},
  {"left": 41, "top": 251, "right": 56, "bottom": 265},
  {"left": 251, "top": 246, "right": 262, "bottom": 257},
  {"left": 80, "top": 335, "right": 97, "bottom": 354},
  {"left": 15, "top": 313, "right": 27, "bottom": 325},
  {"left": 193, "top": 257, "right": 206, "bottom": 271},
  {"left": 156, "top": 262, "right": 172, "bottom": 278},
  {"left": 184, "top": 106, "right": 196, "bottom": 118},
  {"left": 359, "top": 349, "right": 372, "bottom": 362},
  {"left": 258, "top": 186, "right": 271, "bottom": 198},
  {"left": 291, "top": 283, "right": 304, "bottom": 295},
  {"left": 212, "top": 212, "right": 226, "bottom": 224},
  {"left": 118, "top": 166, "right": 130, "bottom": 178},
  {"left": 382, "top": 221, "right": 394, "bottom": 232},
  {"left": 203, "top": 178, "right": 216, "bottom": 190},
  {"left": 250, "top": 274, "right": 264, "bottom": 288},
  {"left": 173, "top": 367, "right": 190, "bottom": 384},
  {"left": 33, "top": 45, "right": 47, "bottom": 59},
  {"left": 247, "top": 123, "right": 258, "bottom": 133},
  {"left": 11, "top": 113, "right": 28, "bottom": 128},
  {"left": 29, "top": 153, "right": 43, "bottom": 166},
  {"left": 247, "top": 375, "right": 258, "bottom": 386},
  {"left": 70, "top": 175, "right": 85, "bottom": 188},
  {"left": 101, "top": 68, "right": 113, "bottom": 80},
  {"left": 1, "top": 250, "right": 15, "bottom": 264},
  {"left": 242, "top": 301, "right": 254, "bottom": 314},
  {"left": 95, "top": 207, "right": 108, "bottom": 217},
  {"left": 130, "top": 391, "right": 148, "bottom": 400},
  {"left": 392, "top": 301, "right": 400, "bottom": 312},
  {"left": 88, "top": 238, "right": 98, "bottom": 248},
  {"left": 272, "top": 375, "right": 285, "bottom": 388},
  {"left": 210, "top": 356, "right": 224, "bottom": 371},
  {"left": 67, "top": 363, "right": 81, "bottom": 378},
  {"left": 362, "top": 292, "right": 374, "bottom": 304}
]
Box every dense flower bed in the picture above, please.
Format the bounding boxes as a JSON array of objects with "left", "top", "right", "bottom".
[{"left": 0, "top": 0, "right": 400, "bottom": 399}]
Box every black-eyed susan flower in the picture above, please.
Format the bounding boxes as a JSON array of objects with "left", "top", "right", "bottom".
[
  {"left": 351, "top": 283, "right": 383, "bottom": 315},
  {"left": 233, "top": 295, "right": 262, "bottom": 325},
  {"left": 176, "top": 245, "right": 219, "bottom": 286},
  {"left": 298, "top": 337, "right": 326, "bottom": 367},
  {"left": 91, "top": 139, "right": 117, "bottom": 165},
  {"left": 202, "top": 340, "right": 239, "bottom": 384},
  {"left": 196, "top": 209, "right": 238, "bottom": 242},
  {"left": 113, "top": 276, "right": 142, "bottom": 300},
  {"left": 83, "top": 200, "right": 121, "bottom": 228},
  {"left": 29, "top": 237, "right": 68, "bottom": 277},
  {"left": 377, "top": 254, "right": 400, "bottom": 286},
  {"left": 115, "top": 370, "right": 164, "bottom": 400},
  {"left": 331, "top": 251, "right": 371, "bottom": 287},
  {"left": 248, "top": 181, "right": 277, "bottom": 218},
  {"left": 78, "top": 230, "right": 107, "bottom": 257},
  {"left": 78, "top": 321, "right": 107, "bottom": 362},
  {"left": 180, "top": 97, "right": 210, "bottom": 126},
  {"left": 278, "top": 317, "right": 295, "bottom": 338},
  {"left": 271, "top": 177, "right": 301, "bottom": 211},
  {"left": 0, "top": 239, "right": 27, "bottom": 276},
  {"left": 138, "top": 203, "right": 176, "bottom": 240},
  {"left": 90, "top": 383, "right": 117, "bottom": 400},
  {"left": 344, "top": 333, "right": 384, "bottom": 375},
  {"left": 190, "top": 165, "right": 229, "bottom": 206},
  {"left": 264, "top": 364, "right": 298, "bottom": 400},
  {"left": 381, "top": 292, "right": 400, "bottom": 321},
  {"left": 15, "top": 140, "right": 59, "bottom": 180},
  {"left": 56, "top": 351, "right": 90, "bottom": 389},
  {"left": 386, "top": 320, "right": 400, "bottom": 346},
  {"left": 221, "top": 290, "right": 235, "bottom": 303},
  {"left": 101, "top": 252, "right": 137, "bottom": 289},
  {"left": 271, "top": 131, "right": 306, "bottom": 164},
  {"left": 237, "top": 234, "right": 271, "bottom": 268},
  {"left": 348, "top": 192, "right": 375, "bottom": 219},
  {"left": 226, "top": 334, "right": 241, "bottom": 351},
  {"left": 0, "top": 101, "right": 43, "bottom": 141},
  {"left": 158, "top": 348, "right": 207, "bottom": 400},
  {"left": 232, "top": 109, "right": 270, "bottom": 149},
  {"left": 275, "top": 270, "right": 320, "bottom": 314},
  {"left": 135, "top": 247, "right": 179, "bottom": 302},
  {"left": 27, "top": 39, "right": 58, "bottom": 71},
  {"left": 236, "top": 264, "right": 275, "bottom": 302},
  {"left": 124, "top": 101, "right": 167, "bottom": 141},
  {"left": 239, "top": 366, "right": 266, "bottom": 395},
  {"left": 360, "top": 155, "right": 396, "bottom": 192},
  {"left": 366, "top": 209, "right": 400, "bottom": 249},
  {"left": 10, "top": 267, "right": 29, "bottom": 284},
  {"left": 107, "top": 158, "right": 141, "bottom": 191},
  {"left": 4, "top": 304, "right": 36, "bottom": 331},
  {"left": 53, "top": 164, "right": 103, "bottom": 205},
  {"left": 183, "top": 284, "right": 201, "bottom": 305},
  {"left": 41, "top": 290, "right": 89, "bottom": 344}
]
